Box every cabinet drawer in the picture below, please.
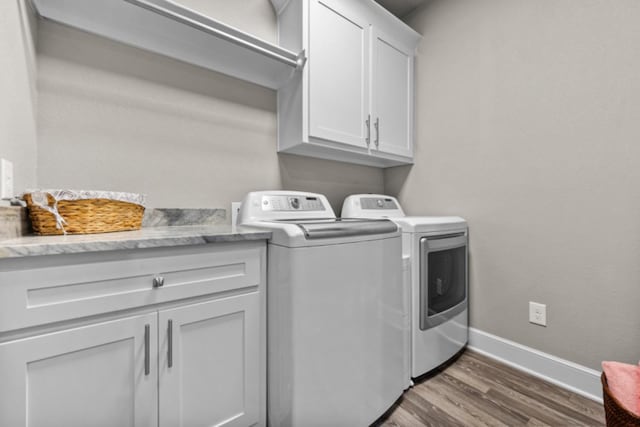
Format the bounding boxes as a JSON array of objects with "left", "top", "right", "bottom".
[{"left": 0, "top": 243, "right": 264, "bottom": 333}]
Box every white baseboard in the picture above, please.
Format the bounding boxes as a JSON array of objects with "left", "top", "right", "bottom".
[{"left": 467, "top": 327, "right": 602, "bottom": 402}]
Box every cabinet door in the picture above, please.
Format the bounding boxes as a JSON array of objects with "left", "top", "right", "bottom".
[
  {"left": 308, "top": 0, "right": 370, "bottom": 148},
  {"left": 0, "top": 313, "right": 158, "bottom": 427},
  {"left": 371, "top": 28, "right": 414, "bottom": 158},
  {"left": 159, "top": 292, "right": 260, "bottom": 427}
]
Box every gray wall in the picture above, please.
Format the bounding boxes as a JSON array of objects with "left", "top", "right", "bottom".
[
  {"left": 15, "top": 0, "right": 640, "bottom": 371},
  {"left": 386, "top": 0, "right": 640, "bottom": 370},
  {"left": 0, "top": 0, "right": 38, "bottom": 200},
  {"left": 35, "top": 0, "right": 384, "bottom": 212}
]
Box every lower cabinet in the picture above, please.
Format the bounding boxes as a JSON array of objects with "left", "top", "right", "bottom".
[
  {"left": 0, "top": 313, "right": 159, "bottom": 427},
  {"left": 159, "top": 293, "right": 260, "bottom": 427},
  {"left": 0, "top": 292, "right": 260, "bottom": 427},
  {"left": 0, "top": 243, "right": 266, "bottom": 427}
]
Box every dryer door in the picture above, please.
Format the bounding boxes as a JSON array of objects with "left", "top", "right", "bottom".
[{"left": 419, "top": 233, "right": 468, "bottom": 330}]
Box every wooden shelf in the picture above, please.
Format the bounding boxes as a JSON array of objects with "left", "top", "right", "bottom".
[{"left": 32, "top": 0, "right": 306, "bottom": 89}]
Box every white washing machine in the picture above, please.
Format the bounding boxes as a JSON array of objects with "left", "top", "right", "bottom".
[
  {"left": 342, "top": 194, "right": 468, "bottom": 379},
  {"left": 238, "top": 191, "right": 406, "bottom": 426}
]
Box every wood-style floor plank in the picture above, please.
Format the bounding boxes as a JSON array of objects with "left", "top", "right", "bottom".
[
  {"left": 433, "top": 372, "right": 530, "bottom": 426},
  {"left": 443, "top": 362, "right": 492, "bottom": 394},
  {"left": 413, "top": 378, "right": 508, "bottom": 427},
  {"left": 456, "top": 362, "right": 595, "bottom": 425},
  {"left": 375, "top": 349, "right": 605, "bottom": 427},
  {"left": 460, "top": 352, "right": 604, "bottom": 424},
  {"left": 461, "top": 351, "right": 602, "bottom": 418},
  {"left": 417, "top": 375, "right": 511, "bottom": 426},
  {"left": 401, "top": 389, "right": 467, "bottom": 427},
  {"left": 382, "top": 405, "right": 426, "bottom": 427}
]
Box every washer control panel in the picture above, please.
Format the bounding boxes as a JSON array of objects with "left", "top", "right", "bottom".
[
  {"left": 261, "top": 195, "right": 326, "bottom": 211},
  {"left": 239, "top": 191, "right": 336, "bottom": 223}
]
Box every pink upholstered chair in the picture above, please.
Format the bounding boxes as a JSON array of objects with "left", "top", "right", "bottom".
[{"left": 601, "top": 361, "right": 640, "bottom": 426}]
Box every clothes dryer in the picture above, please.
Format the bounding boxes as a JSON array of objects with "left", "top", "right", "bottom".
[{"left": 342, "top": 194, "right": 468, "bottom": 378}]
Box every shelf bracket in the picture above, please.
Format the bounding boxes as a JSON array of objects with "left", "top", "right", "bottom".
[{"left": 296, "top": 49, "right": 307, "bottom": 70}]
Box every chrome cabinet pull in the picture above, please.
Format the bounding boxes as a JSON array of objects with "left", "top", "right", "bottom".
[
  {"left": 144, "top": 324, "right": 150, "bottom": 376},
  {"left": 374, "top": 117, "right": 379, "bottom": 148},
  {"left": 365, "top": 114, "right": 371, "bottom": 146},
  {"left": 167, "top": 319, "right": 173, "bottom": 368},
  {"left": 153, "top": 276, "right": 165, "bottom": 288}
]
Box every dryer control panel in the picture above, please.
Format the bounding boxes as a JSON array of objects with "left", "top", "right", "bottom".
[
  {"left": 360, "top": 197, "right": 399, "bottom": 210},
  {"left": 342, "top": 194, "right": 406, "bottom": 218}
]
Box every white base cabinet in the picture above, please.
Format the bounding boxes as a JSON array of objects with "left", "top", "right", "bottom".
[
  {"left": 276, "top": 0, "right": 421, "bottom": 168},
  {"left": 0, "top": 242, "right": 266, "bottom": 427},
  {"left": 0, "top": 313, "right": 159, "bottom": 427},
  {"left": 159, "top": 293, "right": 260, "bottom": 427}
]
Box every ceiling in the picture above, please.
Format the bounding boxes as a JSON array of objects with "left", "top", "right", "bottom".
[{"left": 374, "top": 0, "right": 426, "bottom": 18}]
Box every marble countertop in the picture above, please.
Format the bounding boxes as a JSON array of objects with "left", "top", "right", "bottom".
[{"left": 0, "top": 225, "right": 272, "bottom": 259}]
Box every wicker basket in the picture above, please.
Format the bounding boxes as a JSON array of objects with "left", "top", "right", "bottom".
[
  {"left": 601, "top": 373, "right": 640, "bottom": 427},
  {"left": 24, "top": 192, "right": 145, "bottom": 235}
]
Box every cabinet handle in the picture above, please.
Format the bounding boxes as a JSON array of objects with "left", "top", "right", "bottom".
[
  {"left": 374, "top": 117, "right": 380, "bottom": 148},
  {"left": 167, "top": 319, "right": 173, "bottom": 368},
  {"left": 153, "top": 276, "right": 165, "bottom": 288},
  {"left": 365, "top": 114, "right": 371, "bottom": 146},
  {"left": 144, "top": 324, "right": 150, "bottom": 376}
]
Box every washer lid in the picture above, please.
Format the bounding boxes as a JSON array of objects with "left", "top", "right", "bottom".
[
  {"left": 280, "top": 218, "right": 398, "bottom": 239},
  {"left": 243, "top": 218, "right": 400, "bottom": 247}
]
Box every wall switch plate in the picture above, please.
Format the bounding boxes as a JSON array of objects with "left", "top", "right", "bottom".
[
  {"left": 0, "top": 158, "right": 14, "bottom": 200},
  {"left": 231, "top": 201, "right": 242, "bottom": 227},
  {"left": 529, "top": 301, "right": 547, "bottom": 326}
]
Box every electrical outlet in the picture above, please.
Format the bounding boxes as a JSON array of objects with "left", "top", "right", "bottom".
[
  {"left": 529, "top": 302, "right": 547, "bottom": 326},
  {"left": 231, "top": 201, "right": 242, "bottom": 227},
  {"left": 0, "top": 158, "right": 14, "bottom": 200}
]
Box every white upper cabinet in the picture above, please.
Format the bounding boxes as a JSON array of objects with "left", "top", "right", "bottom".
[
  {"left": 371, "top": 28, "right": 414, "bottom": 159},
  {"left": 276, "top": 0, "right": 421, "bottom": 168},
  {"left": 308, "top": 0, "right": 370, "bottom": 148}
]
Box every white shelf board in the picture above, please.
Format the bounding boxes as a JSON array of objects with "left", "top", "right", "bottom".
[{"left": 33, "top": 0, "right": 305, "bottom": 90}]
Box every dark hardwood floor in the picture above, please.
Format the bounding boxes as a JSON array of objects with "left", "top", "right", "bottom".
[{"left": 375, "top": 350, "right": 605, "bottom": 426}]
